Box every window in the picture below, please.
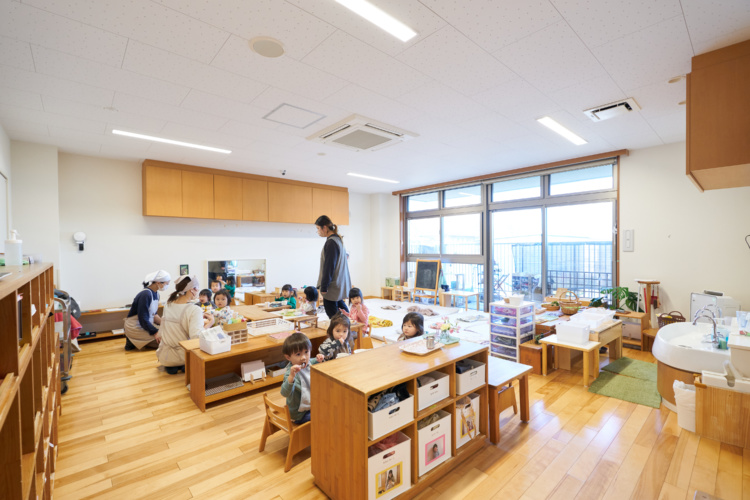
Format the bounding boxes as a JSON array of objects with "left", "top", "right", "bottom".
[
  {"left": 491, "top": 176, "right": 541, "bottom": 202},
  {"left": 407, "top": 218, "right": 439, "bottom": 254},
  {"left": 442, "top": 214, "right": 481, "bottom": 254},
  {"left": 491, "top": 208, "right": 542, "bottom": 302},
  {"left": 407, "top": 192, "right": 438, "bottom": 211},
  {"left": 549, "top": 164, "right": 613, "bottom": 196},
  {"left": 444, "top": 185, "right": 481, "bottom": 208}
]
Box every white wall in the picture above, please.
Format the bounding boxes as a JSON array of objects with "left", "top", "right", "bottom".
[
  {"left": 57, "top": 153, "right": 374, "bottom": 310},
  {"left": 10, "top": 141, "right": 60, "bottom": 275},
  {"left": 368, "top": 193, "right": 401, "bottom": 293},
  {"left": 619, "top": 142, "right": 750, "bottom": 315},
  {"left": 0, "top": 124, "right": 10, "bottom": 252},
  {"left": 0, "top": 123, "right": 10, "bottom": 179}
]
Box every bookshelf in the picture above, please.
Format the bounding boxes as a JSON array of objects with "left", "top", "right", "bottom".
[{"left": 0, "top": 264, "right": 58, "bottom": 500}]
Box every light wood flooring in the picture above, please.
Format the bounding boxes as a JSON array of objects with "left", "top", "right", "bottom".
[{"left": 57, "top": 339, "right": 750, "bottom": 500}]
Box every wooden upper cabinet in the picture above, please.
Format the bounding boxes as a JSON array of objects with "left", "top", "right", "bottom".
[
  {"left": 687, "top": 39, "right": 750, "bottom": 190},
  {"left": 214, "top": 174, "right": 243, "bottom": 220},
  {"left": 143, "top": 165, "right": 182, "bottom": 217},
  {"left": 331, "top": 190, "right": 349, "bottom": 226},
  {"left": 312, "top": 188, "right": 333, "bottom": 223},
  {"left": 243, "top": 179, "right": 269, "bottom": 221},
  {"left": 268, "top": 182, "right": 312, "bottom": 224},
  {"left": 182, "top": 171, "right": 214, "bottom": 219}
]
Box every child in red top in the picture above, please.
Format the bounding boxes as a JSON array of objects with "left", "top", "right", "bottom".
[{"left": 340, "top": 287, "right": 369, "bottom": 338}]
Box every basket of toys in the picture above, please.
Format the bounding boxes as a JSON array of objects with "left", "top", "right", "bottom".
[
  {"left": 657, "top": 311, "right": 686, "bottom": 329},
  {"left": 558, "top": 291, "right": 582, "bottom": 316}
]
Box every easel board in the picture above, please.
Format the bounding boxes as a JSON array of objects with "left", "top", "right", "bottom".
[{"left": 414, "top": 260, "right": 441, "bottom": 303}]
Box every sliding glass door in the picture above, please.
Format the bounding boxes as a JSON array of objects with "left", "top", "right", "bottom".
[{"left": 490, "top": 208, "right": 542, "bottom": 303}]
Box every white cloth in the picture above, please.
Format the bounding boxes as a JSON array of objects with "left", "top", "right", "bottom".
[
  {"left": 156, "top": 302, "right": 205, "bottom": 367},
  {"left": 124, "top": 294, "right": 160, "bottom": 349},
  {"left": 174, "top": 274, "right": 200, "bottom": 295},
  {"left": 144, "top": 269, "right": 171, "bottom": 285}
]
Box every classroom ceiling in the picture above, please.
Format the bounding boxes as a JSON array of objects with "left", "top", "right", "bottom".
[{"left": 1, "top": 0, "right": 749, "bottom": 194}]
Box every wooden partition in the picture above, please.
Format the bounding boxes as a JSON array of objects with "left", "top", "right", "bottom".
[{"left": 0, "top": 264, "right": 59, "bottom": 500}]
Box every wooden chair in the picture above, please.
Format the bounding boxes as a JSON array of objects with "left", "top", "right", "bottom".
[
  {"left": 393, "top": 283, "right": 413, "bottom": 302},
  {"left": 258, "top": 393, "right": 311, "bottom": 472}
]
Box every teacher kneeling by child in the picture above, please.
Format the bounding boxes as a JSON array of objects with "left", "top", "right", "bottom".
[{"left": 315, "top": 215, "right": 351, "bottom": 319}]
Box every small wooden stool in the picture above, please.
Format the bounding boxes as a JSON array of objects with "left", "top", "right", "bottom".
[
  {"left": 258, "top": 393, "right": 311, "bottom": 472},
  {"left": 487, "top": 356, "right": 532, "bottom": 444}
]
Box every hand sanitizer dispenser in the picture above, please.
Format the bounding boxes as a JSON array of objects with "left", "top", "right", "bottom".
[{"left": 5, "top": 230, "right": 23, "bottom": 266}]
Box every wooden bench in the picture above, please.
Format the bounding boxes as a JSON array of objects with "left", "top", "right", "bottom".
[{"left": 487, "top": 356, "right": 532, "bottom": 445}]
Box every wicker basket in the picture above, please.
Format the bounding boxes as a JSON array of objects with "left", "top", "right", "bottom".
[
  {"left": 657, "top": 311, "right": 686, "bottom": 329},
  {"left": 559, "top": 291, "right": 581, "bottom": 316},
  {"left": 541, "top": 303, "right": 560, "bottom": 311}
]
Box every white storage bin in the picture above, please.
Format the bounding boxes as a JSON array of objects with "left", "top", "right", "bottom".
[
  {"left": 417, "top": 410, "right": 452, "bottom": 476},
  {"left": 455, "top": 392, "right": 480, "bottom": 448},
  {"left": 417, "top": 371, "right": 450, "bottom": 411},
  {"left": 368, "top": 432, "right": 411, "bottom": 500},
  {"left": 455, "top": 359, "right": 485, "bottom": 395},
  {"left": 199, "top": 335, "right": 231, "bottom": 355},
  {"left": 368, "top": 394, "right": 414, "bottom": 440},
  {"left": 556, "top": 322, "right": 590, "bottom": 345}
]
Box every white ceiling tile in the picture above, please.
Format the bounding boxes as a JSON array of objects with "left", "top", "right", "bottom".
[
  {"left": 691, "top": 25, "right": 750, "bottom": 55},
  {"left": 0, "top": 102, "right": 106, "bottom": 134},
  {"left": 551, "top": 0, "right": 682, "bottom": 48},
  {"left": 39, "top": 127, "right": 103, "bottom": 154},
  {"left": 98, "top": 142, "right": 150, "bottom": 160},
  {"left": 301, "top": 31, "right": 430, "bottom": 99},
  {"left": 548, "top": 75, "right": 628, "bottom": 123},
  {"left": 420, "top": 0, "right": 562, "bottom": 53},
  {"left": 211, "top": 35, "right": 348, "bottom": 101},
  {"left": 217, "top": 120, "right": 305, "bottom": 149},
  {"left": 626, "top": 81, "right": 685, "bottom": 120},
  {"left": 0, "top": 85, "right": 43, "bottom": 110},
  {"left": 251, "top": 86, "right": 346, "bottom": 120},
  {"left": 0, "top": 35, "right": 35, "bottom": 71},
  {"left": 397, "top": 81, "right": 487, "bottom": 122},
  {"left": 494, "top": 21, "right": 609, "bottom": 93},
  {"left": 397, "top": 26, "right": 515, "bottom": 96},
  {"left": 262, "top": 104, "right": 325, "bottom": 129},
  {"left": 286, "top": 0, "right": 446, "bottom": 57},
  {"left": 592, "top": 16, "right": 694, "bottom": 90},
  {"left": 458, "top": 113, "right": 531, "bottom": 143},
  {"left": 474, "top": 78, "right": 561, "bottom": 121},
  {"left": 161, "top": 122, "right": 268, "bottom": 151},
  {"left": 322, "top": 84, "right": 422, "bottom": 126},
  {"left": 41, "top": 96, "right": 165, "bottom": 134},
  {"left": 0, "top": 65, "right": 114, "bottom": 107},
  {"left": 1, "top": 1, "right": 127, "bottom": 66},
  {"left": 23, "top": 0, "right": 229, "bottom": 64},
  {"left": 1, "top": 117, "right": 48, "bottom": 136},
  {"left": 122, "top": 41, "right": 268, "bottom": 105},
  {"left": 153, "top": 0, "right": 336, "bottom": 61},
  {"left": 575, "top": 110, "right": 662, "bottom": 146},
  {"left": 681, "top": 0, "right": 750, "bottom": 49},
  {"left": 112, "top": 93, "right": 228, "bottom": 132},
  {"left": 398, "top": 115, "right": 474, "bottom": 146},
  {"left": 32, "top": 46, "right": 190, "bottom": 106},
  {"left": 180, "top": 90, "right": 278, "bottom": 130},
  {"left": 646, "top": 109, "right": 686, "bottom": 144}
]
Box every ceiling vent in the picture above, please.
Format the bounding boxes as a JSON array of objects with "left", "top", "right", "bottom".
[
  {"left": 583, "top": 98, "right": 641, "bottom": 122},
  {"left": 307, "top": 114, "right": 418, "bottom": 152}
]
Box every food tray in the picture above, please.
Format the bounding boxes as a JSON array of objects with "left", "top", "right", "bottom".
[
  {"left": 400, "top": 339, "right": 445, "bottom": 355},
  {"left": 248, "top": 317, "right": 294, "bottom": 336}
]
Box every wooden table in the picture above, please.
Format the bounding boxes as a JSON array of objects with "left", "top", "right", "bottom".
[
  {"left": 269, "top": 310, "right": 319, "bottom": 330},
  {"left": 233, "top": 304, "right": 278, "bottom": 321},
  {"left": 381, "top": 286, "right": 395, "bottom": 299},
  {"left": 541, "top": 334, "right": 601, "bottom": 387},
  {"left": 179, "top": 327, "right": 328, "bottom": 411},
  {"left": 243, "top": 291, "right": 276, "bottom": 305},
  {"left": 487, "top": 356, "right": 532, "bottom": 444},
  {"left": 440, "top": 290, "right": 480, "bottom": 311}
]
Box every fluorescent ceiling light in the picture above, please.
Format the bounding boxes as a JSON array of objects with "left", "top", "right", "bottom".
[
  {"left": 335, "top": 0, "right": 417, "bottom": 42},
  {"left": 536, "top": 117, "right": 587, "bottom": 146},
  {"left": 112, "top": 129, "right": 232, "bottom": 154},
  {"left": 347, "top": 172, "right": 399, "bottom": 184}
]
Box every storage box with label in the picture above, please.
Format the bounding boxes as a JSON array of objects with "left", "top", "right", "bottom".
[
  {"left": 198, "top": 326, "right": 232, "bottom": 355},
  {"left": 416, "top": 371, "right": 449, "bottom": 411},
  {"left": 241, "top": 360, "right": 265, "bottom": 382},
  {"left": 417, "top": 410, "right": 451, "bottom": 476},
  {"left": 455, "top": 392, "right": 481, "bottom": 448},
  {"left": 455, "top": 359, "right": 485, "bottom": 395},
  {"left": 368, "top": 432, "right": 411, "bottom": 500},
  {"left": 368, "top": 393, "right": 414, "bottom": 440}
]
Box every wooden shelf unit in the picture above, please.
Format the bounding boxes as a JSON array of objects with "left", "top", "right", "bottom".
[
  {"left": 311, "top": 339, "right": 489, "bottom": 500},
  {"left": 0, "top": 264, "right": 59, "bottom": 500}
]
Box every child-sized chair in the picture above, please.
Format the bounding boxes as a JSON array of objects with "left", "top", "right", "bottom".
[
  {"left": 259, "top": 393, "right": 311, "bottom": 472},
  {"left": 393, "top": 282, "right": 413, "bottom": 302}
]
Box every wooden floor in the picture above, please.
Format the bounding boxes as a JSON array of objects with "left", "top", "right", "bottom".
[{"left": 56, "top": 339, "right": 750, "bottom": 500}]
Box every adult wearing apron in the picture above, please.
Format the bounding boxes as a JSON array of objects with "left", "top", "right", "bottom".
[
  {"left": 156, "top": 274, "right": 215, "bottom": 374},
  {"left": 124, "top": 270, "right": 171, "bottom": 351},
  {"left": 315, "top": 215, "right": 351, "bottom": 319}
]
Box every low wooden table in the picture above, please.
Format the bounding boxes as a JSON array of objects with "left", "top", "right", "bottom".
[
  {"left": 541, "top": 334, "right": 601, "bottom": 387},
  {"left": 440, "top": 290, "right": 480, "bottom": 311},
  {"left": 233, "top": 304, "right": 278, "bottom": 321},
  {"left": 487, "top": 356, "right": 532, "bottom": 444},
  {"left": 269, "top": 311, "right": 319, "bottom": 330}
]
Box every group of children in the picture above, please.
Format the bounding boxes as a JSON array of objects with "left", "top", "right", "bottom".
[{"left": 197, "top": 279, "right": 239, "bottom": 325}]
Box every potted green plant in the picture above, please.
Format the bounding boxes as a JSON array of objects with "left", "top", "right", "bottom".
[{"left": 600, "top": 287, "right": 642, "bottom": 312}]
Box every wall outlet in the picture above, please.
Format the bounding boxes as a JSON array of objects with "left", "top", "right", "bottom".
[{"left": 623, "top": 229, "right": 634, "bottom": 252}]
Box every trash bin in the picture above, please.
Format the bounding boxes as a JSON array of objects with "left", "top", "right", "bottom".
[{"left": 673, "top": 380, "right": 696, "bottom": 432}]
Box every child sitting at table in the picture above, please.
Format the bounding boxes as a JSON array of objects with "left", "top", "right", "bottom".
[
  {"left": 210, "top": 280, "right": 222, "bottom": 302},
  {"left": 397, "top": 312, "right": 424, "bottom": 341},
  {"left": 211, "top": 289, "right": 234, "bottom": 325},
  {"left": 340, "top": 287, "right": 369, "bottom": 339},
  {"left": 281, "top": 332, "right": 325, "bottom": 424},
  {"left": 275, "top": 284, "right": 297, "bottom": 309},
  {"left": 302, "top": 286, "right": 320, "bottom": 315},
  {"left": 318, "top": 313, "right": 352, "bottom": 360},
  {"left": 198, "top": 289, "right": 214, "bottom": 312},
  {"left": 223, "top": 276, "right": 236, "bottom": 299}
]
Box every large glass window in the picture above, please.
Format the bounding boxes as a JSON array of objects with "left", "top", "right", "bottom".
[
  {"left": 407, "top": 218, "right": 439, "bottom": 254},
  {"left": 491, "top": 176, "right": 541, "bottom": 202},
  {"left": 444, "top": 185, "right": 481, "bottom": 208},
  {"left": 442, "top": 214, "right": 481, "bottom": 254},
  {"left": 549, "top": 164, "right": 613, "bottom": 196},
  {"left": 491, "top": 208, "right": 542, "bottom": 302},
  {"left": 407, "top": 192, "right": 438, "bottom": 211}
]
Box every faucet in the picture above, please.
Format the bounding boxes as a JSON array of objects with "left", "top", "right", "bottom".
[
  {"left": 693, "top": 313, "right": 719, "bottom": 346},
  {"left": 694, "top": 304, "right": 722, "bottom": 321}
]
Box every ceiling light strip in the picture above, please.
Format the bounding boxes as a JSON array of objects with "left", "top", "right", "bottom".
[
  {"left": 112, "top": 129, "right": 232, "bottom": 154},
  {"left": 347, "top": 172, "right": 399, "bottom": 184},
  {"left": 334, "top": 0, "right": 417, "bottom": 42},
  {"left": 536, "top": 117, "right": 587, "bottom": 146}
]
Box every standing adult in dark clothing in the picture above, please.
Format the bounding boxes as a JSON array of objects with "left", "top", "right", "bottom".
[
  {"left": 124, "top": 269, "right": 171, "bottom": 350},
  {"left": 315, "top": 215, "right": 351, "bottom": 319}
]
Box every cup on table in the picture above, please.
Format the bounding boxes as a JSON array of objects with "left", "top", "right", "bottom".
[
  {"left": 426, "top": 335, "right": 435, "bottom": 349},
  {"left": 737, "top": 311, "right": 750, "bottom": 329}
]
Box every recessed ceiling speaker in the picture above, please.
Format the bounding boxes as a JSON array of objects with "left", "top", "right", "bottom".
[{"left": 249, "top": 37, "right": 285, "bottom": 58}]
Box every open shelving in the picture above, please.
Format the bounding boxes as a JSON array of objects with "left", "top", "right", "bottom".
[{"left": 0, "top": 264, "right": 59, "bottom": 500}]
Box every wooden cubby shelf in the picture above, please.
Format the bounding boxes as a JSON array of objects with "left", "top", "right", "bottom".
[{"left": 0, "top": 264, "right": 59, "bottom": 500}]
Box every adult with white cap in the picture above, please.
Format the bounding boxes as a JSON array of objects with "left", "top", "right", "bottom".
[
  {"left": 124, "top": 269, "right": 171, "bottom": 351},
  {"left": 156, "top": 274, "right": 215, "bottom": 374}
]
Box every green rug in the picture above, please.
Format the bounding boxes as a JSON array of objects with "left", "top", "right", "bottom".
[
  {"left": 601, "top": 357, "right": 657, "bottom": 382},
  {"left": 588, "top": 371, "right": 662, "bottom": 408}
]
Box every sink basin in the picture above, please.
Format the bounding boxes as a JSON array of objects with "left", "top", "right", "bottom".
[{"left": 652, "top": 322, "right": 730, "bottom": 373}]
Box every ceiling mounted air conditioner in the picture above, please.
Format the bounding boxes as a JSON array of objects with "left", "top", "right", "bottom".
[
  {"left": 583, "top": 98, "right": 641, "bottom": 122},
  {"left": 307, "top": 114, "right": 418, "bottom": 152}
]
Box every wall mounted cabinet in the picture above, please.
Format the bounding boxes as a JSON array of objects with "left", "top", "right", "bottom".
[
  {"left": 142, "top": 160, "right": 349, "bottom": 225},
  {"left": 687, "top": 39, "right": 750, "bottom": 191}
]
